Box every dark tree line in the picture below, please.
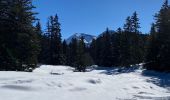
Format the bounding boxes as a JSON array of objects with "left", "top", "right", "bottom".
[
  {"left": 38, "top": 15, "right": 94, "bottom": 72},
  {"left": 0, "top": 0, "right": 170, "bottom": 72},
  {"left": 145, "top": 0, "right": 170, "bottom": 71},
  {"left": 89, "top": 12, "right": 148, "bottom": 67}
]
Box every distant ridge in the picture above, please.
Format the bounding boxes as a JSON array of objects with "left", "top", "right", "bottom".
[
  {"left": 66, "top": 33, "right": 96, "bottom": 45},
  {"left": 98, "top": 30, "right": 115, "bottom": 37}
]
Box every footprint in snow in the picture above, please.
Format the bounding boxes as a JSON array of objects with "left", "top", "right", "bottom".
[
  {"left": 87, "top": 79, "right": 102, "bottom": 84},
  {"left": 132, "top": 86, "right": 140, "bottom": 89},
  {"left": 138, "top": 92, "right": 153, "bottom": 95},
  {"left": 69, "top": 87, "right": 87, "bottom": 92},
  {"left": 1, "top": 85, "right": 34, "bottom": 91}
]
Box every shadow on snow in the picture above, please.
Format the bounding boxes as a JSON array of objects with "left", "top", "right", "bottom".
[
  {"left": 142, "top": 70, "right": 170, "bottom": 90},
  {"left": 87, "top": 65, "right": 141, "bottom": 75}
]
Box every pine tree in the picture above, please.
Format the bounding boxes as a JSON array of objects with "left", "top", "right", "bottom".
[
  {"left": 40, "top": 33, "right": 50, "bottom": 64},
  {"left": 0, "top": 0, "right": 39, "bottom": 71},
  {"left": 0, "top": 0, "right": 9, "bottom": 70},
  {"left": 145, "top": 0, "right": 170, "bottom": 71},
  {"left": 35, "top": 21, "right": 43, "bottom": 40},
  {"left": 123, "top": 16, "right": 132, "bottom": 32},
  {"left": 62, "top": 40, "right": 68, "bottom": 65},
  {"left": 130, "top": 12, "right": 143, "bottom": 64},
  {"left": 95, "top": 35, "right": 104, "bottom": 66},
  {"left": 90, "top": 39, "right": 97, "bottom": 64},
  {"left": 41, "top": 20, "right": 51, "bottom": 64},
  {"left": 69, "top": 38, "right": 78, "bottom": 67},
  {"left": 145, "top": 23, "right": 159, "bottom": 69},
  {"left": 121, "top": 16, "right": 134, "bottom": 66},
  {"left": 100, "top": 28, "right": 113, "bottom": 66},
  {"left": 131, "top": 11, "right": 140, "bottom": 33},
  {"left": 122, "top": 12, "right": 144, "bottom": 66},
  {"left": 119, "top": 31, "right": 131, "bottom": 66},
  {"left": 47, "top": 14, "right": 65, "bottom": 65},
  {"left": 76, "top": 37, "right": 86, "bottom": 71},
  {"left": 35, "top": 21, "right": 43, "bottom": 63},
  {"left": 68, "top": 37, "right": 93, "bottom": 71},
  {"left": 82, "top": 53, "right": 94, "bottom": 68},
  {"left": 112, "top": 28, "right": 122, "bottom": 66}
]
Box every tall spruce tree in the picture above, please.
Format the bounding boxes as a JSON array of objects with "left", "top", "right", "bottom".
[
  {"left": 0, "top": 0, "right": 10, "bottom": 70},
  {"left": 112, "top": 28, "right": 122, "bottom": 66},
  {"left": 40, "top": 33, "right": 50, "bottom": 64},
  {"left": 145, "top": 23, "right": 158, "bottom": 69},
  {"left": 122, "top": 12, "right": 144, "bottom": 66},
  {"left": 0, "top": 0, "right": 39, "bottom": 71},
  {"left": 68, "top": 37, "right": 93, "bottom": 71},
  {"left": 62, "top": 40, "right": 68, "bottom": 65},
  {"left": 90, "top": 39, "right": 97, "bottom": 64},
  {"left": 145, "top": 0, "right": 170, "bottom": 71},
  {"left": 119, "top": 31, "right": 131, "bottom": 66},
  {"left": 76, "top": 37, "right": 86, "bottom": 71},
  {"left": 130, "top": 12, "right": 143, "bottom": 64},
  {"left": 69, "top": 38, "right": 78, "bottom": 67},
  {"left": 131, "top": 12, "right": 140, "bottom": 33},
  {"left": 101, "top": 28, "right": 113, "bottom": 66},
  {"left": 35, "top": 21, "right": 43, "bottom": 63},
  {"left": 47, "top": 14, "right": 65, "bottom": 65},
  {"left": 95, "top": 35, "right": 105, "bottom": 66},
  {"left": 121, "top": 16, "right": 134, "bottom": 66},
  {"left": 41, "top": 21, "right": 51, "bottom": 64},
  {"left": 123, "top": 16, "right": 132, "bottom": 32}
]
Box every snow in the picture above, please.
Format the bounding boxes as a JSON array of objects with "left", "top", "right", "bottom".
[
  {"left": 66, "top": 33, "right": 96, "bottom": 45},
  {"left": 0, "top": 65, "right": 170, "bottom": 100}
]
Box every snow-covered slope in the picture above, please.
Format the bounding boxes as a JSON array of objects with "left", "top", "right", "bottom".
[
  {"left": 66, "top": 33, "right": 96, "bottom": 45},
  {"left": 0, "top": 65, "right": 170, "bottom": 100}
]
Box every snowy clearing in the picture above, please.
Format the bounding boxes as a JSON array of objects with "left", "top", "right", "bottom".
[{"left": 0, "top": 65, "right": 170, "bottom": 100}]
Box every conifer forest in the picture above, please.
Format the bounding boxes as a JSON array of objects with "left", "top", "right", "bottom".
[{"left": 0, "top": 0, "right": 170, "bottom": 100}]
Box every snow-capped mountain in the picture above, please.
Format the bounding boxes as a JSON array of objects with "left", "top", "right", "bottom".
[{"left": 66, "top": 33, "right": 96, "bottom": 45}]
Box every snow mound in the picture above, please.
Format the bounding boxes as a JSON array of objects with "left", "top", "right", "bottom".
[{"left": 33, "top": 65, "right": 74, "bottom": 74}]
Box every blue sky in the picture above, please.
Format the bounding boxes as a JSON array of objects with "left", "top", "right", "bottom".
[{"left": 33, "top": 0, "right": 166, "bottom": 39}]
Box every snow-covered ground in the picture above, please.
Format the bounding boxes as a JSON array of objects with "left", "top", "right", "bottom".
[{"left": 0, "top": 65, "right": 170, "bottom": 100}]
